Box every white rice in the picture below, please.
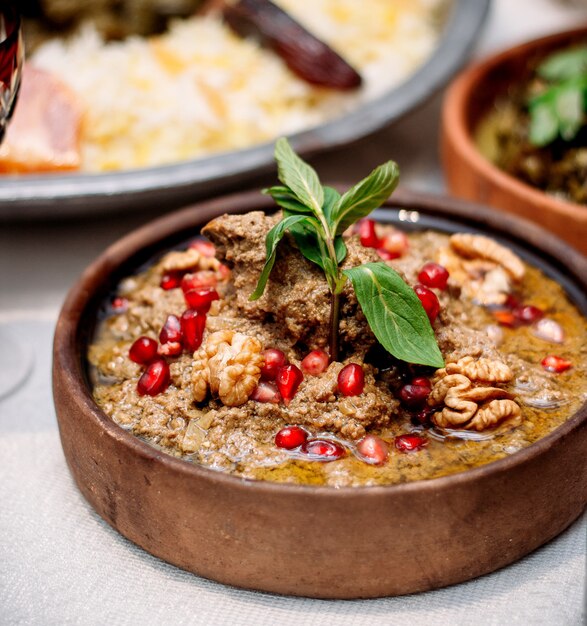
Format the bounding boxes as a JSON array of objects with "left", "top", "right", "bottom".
[{"left": 31, "top": 0, "right": 448, "bottom": 172}]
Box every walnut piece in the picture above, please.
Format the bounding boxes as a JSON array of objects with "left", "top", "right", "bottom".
[
  {"left": 159, "top": 247, "right": 220, "bottom": 273},
  {"left": 444, "top": 356, "right": 513, "bottom": 383},
  {"left": 192, "top": 330, "right": 263, "bottom": 406},
  {"left": 436, "top": 233, "right": 525, "bottom": 306},
  {"left": 450, "top": 234, "right": 525, "bottom": 281},
  {"left": 468, "top": 399, "right": 522, "bottom": 431},
  {"left": 429, "top": 357, "right": 521, "bottom": 432}
]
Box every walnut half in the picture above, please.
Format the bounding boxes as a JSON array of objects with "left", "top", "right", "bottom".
[
  {"left": 444, "top": 356, "right": 513, "bottom": 383},
  {"left": 192, "top": 330, "right": 263, "bottom": 407},
  {"left": 159, "top": 247, "right": 220, "bottom": 274},
  {"left": 436, "top": 233, "right": 525, "bottom": 306},
  {"left": 429, "top": 357, "right": 521, "bottom": 432},
  {"left": 449, "top": 233, "right": 525, "bottom": 282}
]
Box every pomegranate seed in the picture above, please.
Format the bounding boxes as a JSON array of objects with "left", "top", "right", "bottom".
[
  {"left": 414, "top": 284, "right": 440, "bottom": 323},
  {"left": 505, "top": 294, "right": 521, "bottom": 309},
  {"left": 417, "top": 262, "right": 449, "bottom": 290},
  {"left": 301, "top": 349, "right": 330, "bottom": 376},
  {"left": 181, "top": 270, "right": 218, "bottom": 290},
  {"left": 412, "top": 407, "right": 434, "bottom": 426},
  {"left": 276, "top": 364, "right": 304, "bottom": 405},
  {"left": 399, "top": 383, "right": 431, "bottom": 408},
  {"left": 359, "top": 219, "right": 381, "bottom": 248},
  {"left": 301, "top": 438, "right": 346, "bottom": 461},
  {"left": 183, "top": 286, "right": 219, "bottom": 312},
  {"left": 129, "top": 336, "right": 159, "bottom": 365},
  {"left": 492, "top": 310, "right": 517, "bottom": 327},
  {"left": 189, "top": 238, "right": 216, "bottom": 257},
  {"left": 275, "top": 425, "right": 308, "bottom": 449},
  {"left": 159, "top": 314, "right": 182, "bottom": 344},
  {"left": 261, "top": 348, "right": 287, "bottom": 380},
  {"left": 180, "top": 309, "right": 206, "bottom": 353},
  {"left": 137, "top": 359, "right": 170, "bottom": 396},
  {"left": 395, "top": 433, "right": 428, "bottom": 452},
  {"left": 513, "top": 305, "right": 544, "bottom": 325},
  {"left": 111, "top": 296, "right": 128, "bottom": 312},
  {"left": 251, "top": 381, "right": 281, "bottom": 404},
  {"left": 541, "top": 355, "right": 572, "bottom": 373},
  {"left": 160, "top": 271, "right": 183, "bottom": 290},
  {"left": 356, "top": 435, "right": 389, "bottom": 465},
  {"left": 376, "top": 249, "right": 396, "bottom": 261},
  {"left": 380, "top": 230, "right": 409, "bottom": 258},
  {"left": 338, "top": 363, "right": 365, "bottom": 396},
  {"left": 493, "top": 303, "right": 545, "bottom": 328},
  {"left": 158, "top": 315, "right": 183, "bottom": 357},
  {"left": 411, "top": 376, "right": 431, "bottom": 389}
]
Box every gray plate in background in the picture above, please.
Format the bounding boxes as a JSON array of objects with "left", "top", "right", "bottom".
[{"left": 0, "top": 0, "right": 490, "bottom": 220}]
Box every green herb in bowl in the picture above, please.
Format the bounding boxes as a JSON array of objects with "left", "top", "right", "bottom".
[
  {"left": 475, "top": 43, "right": 587, "bottom": 205},
  {"left": 529, "top": 45, "right": 587, "bottom": 146},
  {"left": 252, "top": 138, "right": 444, "bottom": 367}
]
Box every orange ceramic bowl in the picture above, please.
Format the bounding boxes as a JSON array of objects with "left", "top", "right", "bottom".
[{"left": 441, "top": 28, "right": 587, "bottom": 256}]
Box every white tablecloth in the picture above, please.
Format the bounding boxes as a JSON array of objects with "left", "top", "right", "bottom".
[{"left": 1, "top": 1, "right": 586, "bottom": 624}]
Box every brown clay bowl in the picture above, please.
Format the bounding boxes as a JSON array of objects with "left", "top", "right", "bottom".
[
  {"left": 441, "top": 28, "right": 587, "bottom": 256},
  {"left": 52, "top": 189, "right": 587, "bottom": 599}
]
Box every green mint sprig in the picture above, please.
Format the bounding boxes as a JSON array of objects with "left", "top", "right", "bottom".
[
  {"left": 250, "top": 137, "right": 444, "bottom": 368},
  {"left": 529, "top": 46, "right": 587, "bottom": 147}
]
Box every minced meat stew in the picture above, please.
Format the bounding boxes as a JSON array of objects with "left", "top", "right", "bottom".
[{"left": 88, "top": 211, "right": 587, "bottom": 487}]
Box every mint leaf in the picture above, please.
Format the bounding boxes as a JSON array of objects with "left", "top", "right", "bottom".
[
  {"left": 334, "top": 236, "right": 347, "bottom": 264},
  {"left": 330, "top": 161, "right": 399, "bottom": 235},
  {"left": 274, "top": 138, "right": 324, "bottom": 215},
  {"left": 287, "top": 218, "right": 347, "bottom": 271},
  {"left": 263, "top": 186, "right": 314, "bottom": 215},
  {"left": 250, "top": 214, "right": 310, "bottom": 301},
  {"left": 286, "top": 216, "right": 329, "bottom": 270},
  {"left": 322, "top": 186, "right": 341, "bottom": 223},
  {"left": 529, "top": 100, "right": 559, "bottom": 146},
  {"left": 344, "top": 263, "right": 444, "bottom": 368},
  {"left": 279, "top": 185, "right": 347, "bottom": 271},
  {"left": 538, "top": 46, "right": 587, "bottom": 82}
]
